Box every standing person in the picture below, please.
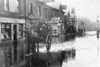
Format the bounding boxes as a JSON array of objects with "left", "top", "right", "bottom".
[
  {"left": 46, "top": 34, "right": 52, "bottom": 52},
  {"left": 59, "top": 51, "right": 66, "bottom": 67},
  {"left": 97, "top": 30, "right": 99, "bottom": 38}
]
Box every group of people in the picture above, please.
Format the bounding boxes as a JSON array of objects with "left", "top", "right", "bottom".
[
  {"left": 25, "top": 22, "right": 52, "bottom": 67},
  {"left": 26, "top": 22, "right": 52, "bottom": 54}
]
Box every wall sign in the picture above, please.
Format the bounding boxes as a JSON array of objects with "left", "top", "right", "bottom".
[{"left": 0, "top": 17, "right": 25, "bottom": 23}]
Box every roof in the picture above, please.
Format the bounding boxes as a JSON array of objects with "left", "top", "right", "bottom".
[
  {"left": 36, "top": 0, "right": 46, "bottom": 6},
  {"left": 46, "top": 2, "right": 67, "bottom": 12},
  {"left": 46, "top": 2, "right": 60, "bottom": 10}
]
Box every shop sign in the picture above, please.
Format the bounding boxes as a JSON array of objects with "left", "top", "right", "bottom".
[
  {"left": 0, "top": 17, "right": 14, "bottom": 23},
  {"left": 0, "top": 17, "right": 25, "bottom": 23},
  {"left": 50, "top": 17, "right": 60, "bottom": 23},
  {"left": 52, "top": 26, "right": 58, "bottom": 35},
  {"left": 17, "top": 19, "right": 25, "bottom": 23}
]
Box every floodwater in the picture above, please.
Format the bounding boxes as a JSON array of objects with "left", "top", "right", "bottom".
[
  {"left": 62, "top": 34, "right": 100, "bottom": 67},
  {"left": 39, "top": 32, "right": 100, "bottom": 67}
]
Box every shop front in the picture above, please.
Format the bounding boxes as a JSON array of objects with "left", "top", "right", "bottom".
[
  {"left": 0, "top": 17, "right": 25, "bottom": 67},
  {"left": 0, "top": 17, "right": 25, "bottom": 42}
]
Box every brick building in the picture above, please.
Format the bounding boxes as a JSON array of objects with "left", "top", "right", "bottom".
[{"left": 0, "top": 0, "right": 66, "bottom": 66}]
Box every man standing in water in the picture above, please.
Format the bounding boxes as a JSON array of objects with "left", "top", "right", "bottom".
[
  {"left": 46, "top": 33, "right": 52, "bottom": 52},
  {"left": 97, "top": 30, "right": 99, "bottom": 39}
]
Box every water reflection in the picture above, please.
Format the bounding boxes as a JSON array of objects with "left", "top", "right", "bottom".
[
  {"left": 31, "top": 49, "right": 76, "bottom": 67},
  {"left": 65, "top": 34, "right": 77, "bottom": 41}
]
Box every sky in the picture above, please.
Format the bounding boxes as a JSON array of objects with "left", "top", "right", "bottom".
[{"left": 55, "top": 0, "right": 100, "bottom": 22}]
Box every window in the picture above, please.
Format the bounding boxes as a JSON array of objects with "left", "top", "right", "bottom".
[
  {"left": 29, "top": 3, "right": 33, "bottom": 13},
  {"left": 47, "top": 9, "right": 49, "bottom": 19},
  {"left": 38, "top": 6, "right": 41, "bottom": 16},
  {"left": 4, "top": 0, "right": 9, "bottom": 11},
  {"left": 1, "top": 23, "right": 11, "bottom": 40},
  {"left": 54, "top": 11, "right": 56, "bottom": 17},
  {"left": 44, "top": 8, "right": 48, "bottom": 19},
  {"left": 4, "top": 0, "right": 19, "bottom": 12},
  {"left": 53, "top": 11, "right": 55, "bottom": 17},
  {"left": 17, "top": 0, "right": 20, "bottom": 12},
  {"left": 55, "top": 11, "right": 57, "bottom": 17},
  {"left": 19, "top": 24, "right": 23, "bottom": 39}
]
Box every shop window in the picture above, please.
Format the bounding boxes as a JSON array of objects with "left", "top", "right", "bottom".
[
  {"left": 19, "top": 24, "right": 23, "bottom": 39},
  {"left": 1, "top": 23, "right": 11, "bottom": 40}
]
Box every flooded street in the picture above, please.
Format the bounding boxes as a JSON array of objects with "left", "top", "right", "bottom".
[
  {"left": 40, "top": 33, "right": 100, "bottom": 67},
  {"left": 0, "top": 0, "right": 100, "bottom": 67},
  {"left": 62, "top": 35, "right": 100, "bottom": 67}
]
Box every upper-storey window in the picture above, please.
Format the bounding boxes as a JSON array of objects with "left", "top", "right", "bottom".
[
  {"left": 4, "top": 0, "right": 9, "bottom": 11},
  {"left": 38, "top": 6, "right": 41, "bottom": 16},
  {"left": 48, "top": 9, "right": 51, "bottom": 20},
  {"left": 44, "top": 8, "right": 48, "bottom": 19},
  {"left": 4, "top": 0, "right": 19, "bottom": 13},
  {"left": 29, "top": 3, "right": 33, "bottom": 14}
]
